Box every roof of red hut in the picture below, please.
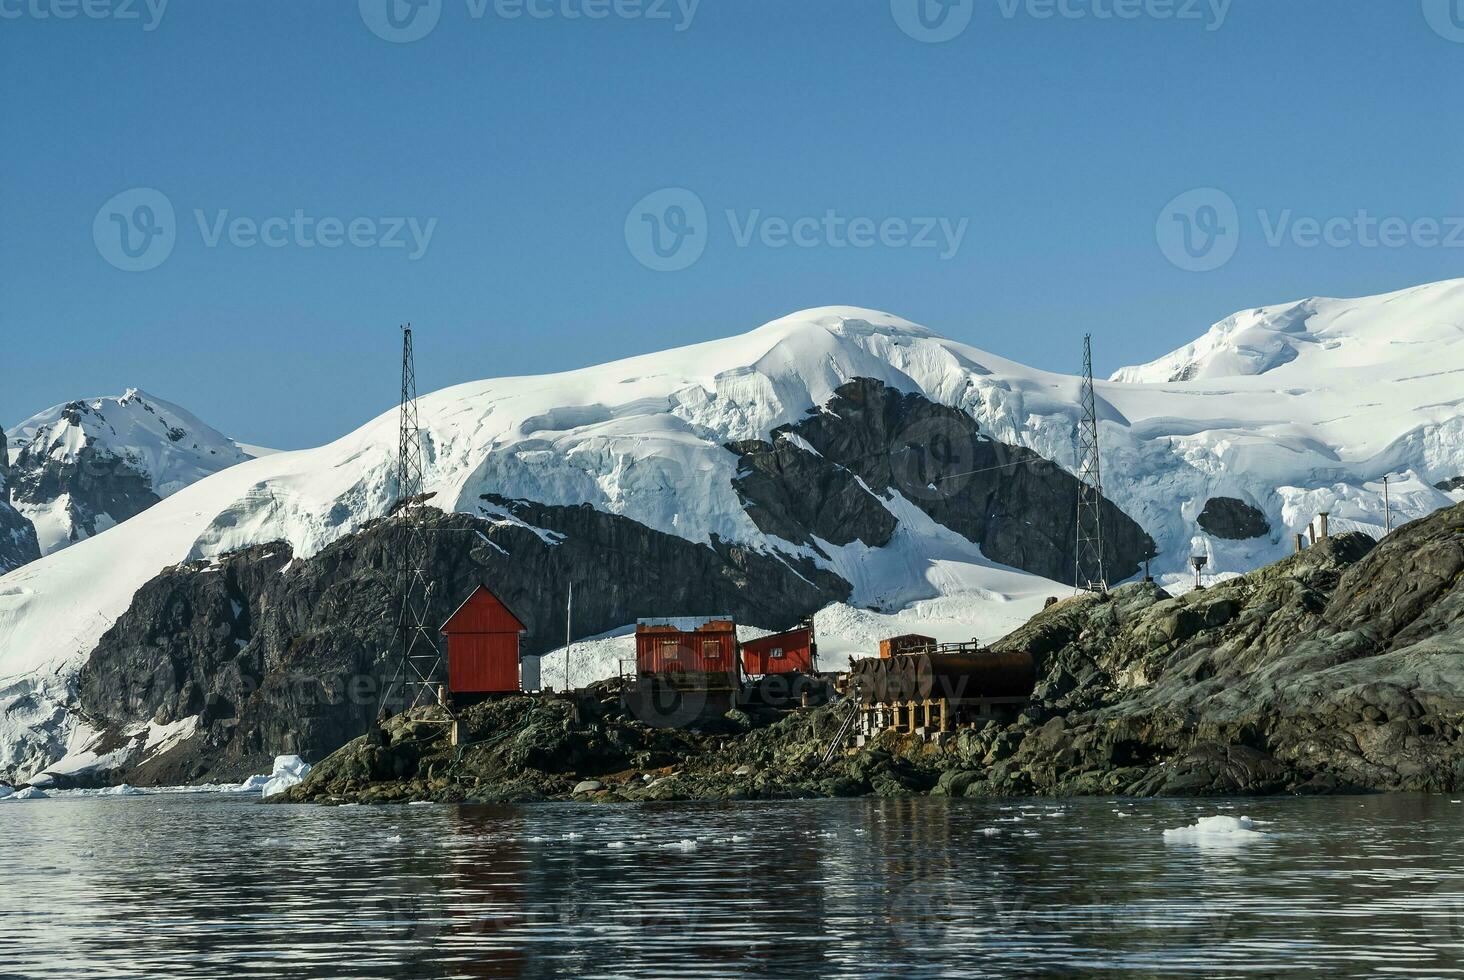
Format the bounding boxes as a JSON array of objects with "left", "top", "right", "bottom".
[
  {"left": 440, "top": 585, "right": 527, "bottom": 634},
  {"left": 742, "top": 626, "right": 812, "bottom": 652},
  {"left": 636, "top": 615, "right": 735, "bottom": 633}
]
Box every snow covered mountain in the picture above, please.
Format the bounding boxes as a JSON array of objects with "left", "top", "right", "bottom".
[
  {"left": 5, "top": 389, "right": 255, "bottom": 556},
  {"left": 3, "top": 280, "right": 1464, "bottom": 781}
]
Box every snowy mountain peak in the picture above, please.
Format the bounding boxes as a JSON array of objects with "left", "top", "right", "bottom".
[
  {"left": 1111, "top": 278, "right": 1464, "bottom": 383},
  {"left": 5, "top": 389, "right": 255, "bottom": 555}
]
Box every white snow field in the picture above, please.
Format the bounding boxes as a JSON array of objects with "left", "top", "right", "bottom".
[
  {"left": 5, "top": 388, "right": 256, "bottom": 555},
  {"left": 3, "top": 278, "right": 1464, "bottom": 779}
]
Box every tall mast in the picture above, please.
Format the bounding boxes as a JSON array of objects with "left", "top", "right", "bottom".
[
  {"left": 384, "top": 324, "right": 445, "bottom": 712},
  {"left": 1075, "top": 334, "right": 1109, "bottom": 594}
]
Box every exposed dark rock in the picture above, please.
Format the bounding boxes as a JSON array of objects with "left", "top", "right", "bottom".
[
  {"left": 285, "top": 504, "right": 1464, "bottom": 805},
  {"left": 1196, "top": 496, "right": 1270, "bottom": 540},
  {"left": 728, "top": 435, "right": 897, "bottom": 549},
  {"left": 731, "top": 378, "right": 1156, "bottom": 585},
  {"left": 9, "top": 400, "right": 163, "bottom": 544},
  {"left": 79, "top": 503, "right": 850, "bottom": 784},
  {"left": 1435, "top": 476, "right": 1464, "bottom": 493},
  {"left": 0, "top": 428, "right": 41, "bottom": 575}
]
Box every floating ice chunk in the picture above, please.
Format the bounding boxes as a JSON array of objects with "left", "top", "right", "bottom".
[
  {"left": 4, "top": 787, "right": 47, "bottom": 801},
  {"left": 981, "top": 827, "right": 1000, "bottom": 836},
  {"left": 98, "top": 784, "right": 144, "bottom": 796},
  {"left": 228, "top": 773, "right": 271, "bottom": 794},
  {"left": 607, "top": 841, "right": 627, "bottom": 849},
  {"left": 408, "top": 800, "right": 434, "bottom": 806},
  {"left": 260, "top": 755, "right": 312, "bottom": 799},
  {"left": 1163, "top": 815, "right": 1263, "bottom": 843},
  {"left": 562, "top": 832, "right": 582, "bottom": 840},
  {"left": 386, "top": 834, "right": 403, "bottom": 843},
  {"left": 661, "top": 839, "right": 698, "bottom": 852}
]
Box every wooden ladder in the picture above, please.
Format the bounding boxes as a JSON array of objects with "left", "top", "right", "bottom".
[{"left": 819, "top": 697, "right": 861, "bottom": 767}]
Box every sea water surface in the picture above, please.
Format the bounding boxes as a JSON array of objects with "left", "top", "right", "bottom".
[{"left": 2, "top": 792, "right": 1462, "bottom": 978}]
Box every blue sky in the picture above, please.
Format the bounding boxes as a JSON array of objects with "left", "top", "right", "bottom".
[{"left": 4, "top": 0, "right": 1463, "bottom": 449}]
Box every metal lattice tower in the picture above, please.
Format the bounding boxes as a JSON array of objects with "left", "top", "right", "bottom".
[
  {"left": 384, "top": 324, "right": 445, "bottom": 712},
  {"left": 1075, "top": 334, "right": 1108, "bottom": 594}
]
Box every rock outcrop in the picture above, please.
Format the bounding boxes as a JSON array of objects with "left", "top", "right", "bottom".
[
  {"left": 77, "top": 503, "right": 850, "bottom": 784},
  {"left": 0, "top": 427, "right": 41, "bottom": 575},
  {"left": 731, "top": 379, "right": 1155, "bottom": 584},
  {"left": 282, "top": 504, "right": 1464, "bottom": 804},
  {"left": 1196, "top": 495, "right": 1270, "bottom": 540}
]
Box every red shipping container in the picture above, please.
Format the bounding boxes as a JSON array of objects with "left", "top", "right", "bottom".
[
  {"left": 441, "top": 585, "right": 528, "bottom": 695},
  {"left": 741, "top": 626, "right": 815, "bottom": 676},
  {"left": 635, "top": 616, "right": 739, "bottom": 691}
]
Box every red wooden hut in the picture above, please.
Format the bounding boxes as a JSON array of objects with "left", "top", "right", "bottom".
[
  {"left": 741, "top": 625, "right": 816, "bottom": 676},
  {"left": 440, "top": 585, "right": 528, "bottom": 696},
  {"left": 634, "top": 615, "right": 739, "bottom": 691}
]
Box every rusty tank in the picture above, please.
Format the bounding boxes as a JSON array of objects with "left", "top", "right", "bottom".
[{"left": 905, "top": 651, "right": 1035, "bottom": 701}]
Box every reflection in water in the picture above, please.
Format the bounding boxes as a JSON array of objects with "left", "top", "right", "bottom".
[{"left": 2, "top": 793, "right": 1462, "bottom": 978}]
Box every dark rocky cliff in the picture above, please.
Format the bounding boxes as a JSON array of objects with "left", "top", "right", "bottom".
[
  {"left": 730, "top": 379, "right": 1154, "bottom": 583},
  {"left": 285, "top": 503, "right": 1464, "bottom": 805},
  {"left": 0, "top": 427, "right": 41, "bottom": 574},
  {"left": 78, "top": 503, "right": 850, "bottom": 783}
]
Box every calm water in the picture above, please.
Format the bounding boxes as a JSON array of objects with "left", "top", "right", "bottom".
[{"left": 2, "top": 792, "right": 1463, "bottom": 978}]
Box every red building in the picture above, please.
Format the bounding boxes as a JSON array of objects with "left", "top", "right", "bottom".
[
  {"left": 741, "top": 625, "right": 815, "bottom": 676},
  {"left": 440, "top": 585, "right": 528, "bottom": 696},
  {"left": 634, "top": 616, "right": 739, "bottom": 691}
]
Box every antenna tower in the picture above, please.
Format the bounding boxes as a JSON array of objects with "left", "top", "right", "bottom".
[
  {"left": 1075, "top": 334, "right": 1108, "bottom": 594},
  {"left": 384, "top": 324, "right": 445, "bottom": 712}
]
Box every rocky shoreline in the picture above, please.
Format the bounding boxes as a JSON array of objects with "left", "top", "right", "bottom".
[{"left": 276, "top": 502, "right": 1464, "bottom": 805}]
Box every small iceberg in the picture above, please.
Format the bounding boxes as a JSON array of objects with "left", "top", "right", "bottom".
[
  {"left": 3, "top": 786, "right": 48, "bottom": 801},
  {"left": 98, "top": 784, "right": 144, "bottom": 796},
  {"left": 228, "top": 774, "right": 272, "bottom": 794},
  {"left": 260, "top": 755, "right": 312, "bottom": 799},
  {"left": 1163, "top": 814, "right": 1264, "bottom": 844}
]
